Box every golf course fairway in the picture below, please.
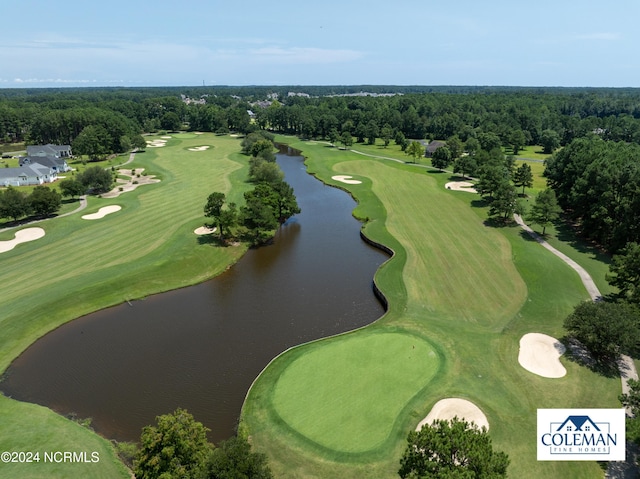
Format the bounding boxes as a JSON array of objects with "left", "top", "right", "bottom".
[{"left": 241, "top": 138, "right": 621, "bottom": 478}]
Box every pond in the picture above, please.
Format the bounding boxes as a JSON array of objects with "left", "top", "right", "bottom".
[{"left": 1, "top": 152, "right": 388, "bottom": 443}]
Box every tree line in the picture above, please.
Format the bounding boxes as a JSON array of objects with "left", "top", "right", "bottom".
[{"left": 4, "top": 86, "right": 640, "bottom": 163}]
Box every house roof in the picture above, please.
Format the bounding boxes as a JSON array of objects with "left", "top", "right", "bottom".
[
  {"left": 0, "top": 162, "right": 54, "bottom": 180},
  {"left": 426, "top": 140, "right": 447, "bottom": 153},
  {"left": 26, "top": 144, "right": 71, "bottom": 157},
  {"left": 20, "top": 155, "right": 67, "bottom": 169}
]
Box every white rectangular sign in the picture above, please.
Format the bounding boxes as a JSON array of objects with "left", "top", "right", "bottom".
[{"left": 537, "top": 409, "right": 626, "bottom": 461}]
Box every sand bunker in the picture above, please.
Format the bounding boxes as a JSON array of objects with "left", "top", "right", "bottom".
[
  {"left": 102, "top": 168, "right": 160, "bottom": 198},
  {"left": 332, "top": 175, "right": 362, "bottom": 185},
  {"left": 188, "top": 146, "right": 210, "bottom": 151},
  {"left": 0, "top": 227, "right": 46, "bottom": 253},
  {"left": 161, "top": 136, "right": 172, "bottom": 139},
  {"left": 195, "top": 132, "right": 204, "bottom": 135},
  {"left": 518, "top": 333, "right": 567, "bottom": 378},
  {"left": 146, "top": 139, "right": 167, "bottom": 148},
  {"left": 194, "top": 226, "right": 217, "bottom": 235},
  {"left": 82, "top": 205, "right": 122, "bottom": 220},
  {"left": 416, "top": 398, "right": 489, "bottom": 431},
  {"left": 445, "top": 181, "right": 477, "bottom": 193}
]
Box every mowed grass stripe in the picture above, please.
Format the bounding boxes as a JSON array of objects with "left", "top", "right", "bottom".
[{"left": 336, "top": 160, "right": 526, "bottom": 327}]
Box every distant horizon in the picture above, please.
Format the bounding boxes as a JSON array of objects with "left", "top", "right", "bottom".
[{"left": 2, "top": 83, "right": 640, "bottom": 91}]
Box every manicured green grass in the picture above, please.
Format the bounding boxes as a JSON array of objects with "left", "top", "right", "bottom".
[
  {"left": 0, "top": 133, "right": 252, "bottom": 478},
  {"left": 242, "top": 137, "right": 619, "bottom": 479},
  {"left": 272, "top": 330, "right": 440, "bottom": 453}
]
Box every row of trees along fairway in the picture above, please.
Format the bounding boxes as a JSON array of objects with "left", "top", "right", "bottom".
[
  {"left": 204, "top": 131, "right": 300, "bottom": 245},
  {"left": 0, "top": 185, "right": 61, "bottom": 221}
]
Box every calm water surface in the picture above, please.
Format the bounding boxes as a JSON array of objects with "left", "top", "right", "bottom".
[{"left": 1, "top": 153, "right": 387, "bottom": 443}]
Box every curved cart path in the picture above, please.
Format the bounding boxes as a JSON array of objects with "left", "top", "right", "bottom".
[{"left": 515, "top": 214, "right": 639, "bottom": 478}]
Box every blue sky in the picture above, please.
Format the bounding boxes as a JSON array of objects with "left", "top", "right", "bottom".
[{"left": 2, "top": 0, "right": 639, "bottom": 88}]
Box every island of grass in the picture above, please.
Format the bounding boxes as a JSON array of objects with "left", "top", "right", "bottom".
[{"left": 240, "top": 138, "right": 620, "bottom": 479}]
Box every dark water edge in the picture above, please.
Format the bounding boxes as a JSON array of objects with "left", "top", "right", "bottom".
[{"left": 1, "top": 153, "right": 388, "bottom": 444}]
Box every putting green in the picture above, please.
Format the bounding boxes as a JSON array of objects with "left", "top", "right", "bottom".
[{"left": 271, "top": 331, "right": 440, "bottom": 453}]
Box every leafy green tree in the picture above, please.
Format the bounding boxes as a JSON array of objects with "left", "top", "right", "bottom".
[
  {"left": 405, "top": 141, "right": 424, "bottom": 163},
  {"left": 489, "top": 181, "right": 518, "bottom": 221},
  {"left": 509, "top": 129, "right": 527, "bottom": 155},
  {"left": 160, "top": 111, "right": 182, "bottom": 131},
  {"left": 207, "top": 436, "right": 272, "bottom": 479},
  {"left": 249, "top": 158, "right": 284, "bottom": 184},
  {"left": 464, "top": 137, "right": 480, "bottom": 156},
  {"left": 0, "top": 186, "right": 31, "bottom": 221},
  {"left": 271, "top": 179, "right": 301, "bottom": 223},
  {"left": 134, "top": 408, "right": 212, "bottom": 479},
  {"left": 59, "top": 178, "right": 86, "bottom": 199},
  {"left": 477, "top": 132, "right": 502, "bottom": 152},
  {"left": 381, "top": 125, "right": 393, "bottom": 147},
  {"left": 76, "top": 166, "right": 114, "bottom": 194},
  {"left": 453, "top": 155, "right": 477, "bottom": 179},
  {"left": 365, "top": 120, "right": 379, "bottom": 145},
  {"left": 476, "top": 165, "right": 508, "bottom": 200},
  {"left": 513, "top": 163, "right": 534, "bottom": 195},
  {"left": 607, "top": 242, "right": 640, "bottom": 304},
  {"left": 132, "top": 134, "right": 148, "bottom": 151},
  {"left": 72, "top": 124, "right": 111, "bottom": 161},
  {"left": 29, "top": 185, "right": 61, "bottom": 217},
  {"left": 340, "top": 131, "right": 353, "bottom": 150},
  {"left": 619, "top": 379, "right": 640, "bottom": 446},
  {"left": 528, "top": 188, "right": 561, "bottom": 234},
  {"left": 399, "top": 417, "right": 509, "bottom": 479},
  {"left": 327, "top": 128, "right": 339, "bottom": 146},
  {"left": 249, "top": 139, "right": 275, "bottom": 161},
  {"left": 242, "top": 195, "right": 278, "bottom": 244},
  {"left": 540, "top": 129, "right": 561, "bottom": 154},
  {"left": 431, "top": 146, "right": 452, "bottom": 171},
  {"left": 446, "top": 135, "right": 463, "bottom": 159},
  {"left": 564, "top": 300, "right": 640, "bottom": 360}
]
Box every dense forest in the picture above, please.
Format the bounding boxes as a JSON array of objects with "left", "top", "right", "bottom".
[{"left": 2, "top": 85, "right": 640, "bottom": 252}]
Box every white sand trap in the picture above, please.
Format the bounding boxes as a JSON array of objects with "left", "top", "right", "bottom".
[
  {"left": 445, "top": 181, "right": 477, "bottom": 193},
  {"left": 188, "top": 146, "right": 210, "bottom": 151},
  {"left": 332, "top": 175, "right": 362, "bottom": 185},
  {"left": 518, "top": 333, "right": 567, "bottom": 378},
  {"left": 416, "top": 398, "right": 489, "bottom": 431},
  {"left": 146, "top": 139, "right": 167, "bottom": 148},
  {"left": 0, "top": 227, "right": 46, "bottom": 254},
  {"left": 161, "top": 136, "right": 172, "bottom": 139},
  {"left": 194, "top": 226, "right": 217, "bottom": 235},
  {"left": 195, "top": 132, "right": 204, "bottom": 135},
  {"left": 82, "top": 205, "right": 122, "bottom": 220}
]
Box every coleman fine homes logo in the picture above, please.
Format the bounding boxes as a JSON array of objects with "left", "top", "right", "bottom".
[{"left": 537, "top": 409, "right": 626, "bottom": 461}]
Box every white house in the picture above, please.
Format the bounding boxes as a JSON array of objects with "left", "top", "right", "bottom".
[{"left": 0, "top": 163, "right": 58, "bottom": 187}]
